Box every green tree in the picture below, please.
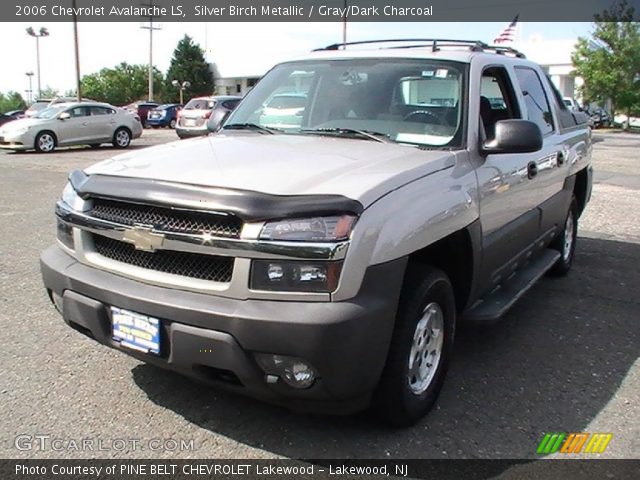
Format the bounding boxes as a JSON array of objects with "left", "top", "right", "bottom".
[
  {"left": 0, "top": 92, "right": 27, "bottom": 112},
  {"left": 38, "top": 86, "right": 60, "bottom": 100},
  {"left": 572, "top": 0, "right": 640, "bottom": 127},
  {"left": 81, "top": 62, "right": 163, "bottom": 106},
  {"left": 164, "top": 35, "right": 214, "bottom": 103}
]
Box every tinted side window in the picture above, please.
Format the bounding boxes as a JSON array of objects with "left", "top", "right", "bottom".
[
  {"left": 479, "top": 66, "right": 520, "bottom": 140},
  {"left": 222, "top": 100, "right": 240, "bottom": 109},
  {"left": 514, "top": 67, "right": 554, "bottom": 135},
  {"left": 69, "top": 107, "right": 89, "bottom": 117},
  {"left": 90, "top": 107, "right": 113, "bottom": 116}
]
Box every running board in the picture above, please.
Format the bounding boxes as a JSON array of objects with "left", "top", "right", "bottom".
[{"left": 463, "top": 249, "right": 561, "bottom": 323}]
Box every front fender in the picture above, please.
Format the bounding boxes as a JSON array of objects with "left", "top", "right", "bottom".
[{"left": 333, "top": 157, "right": 479, "bottom": 302}]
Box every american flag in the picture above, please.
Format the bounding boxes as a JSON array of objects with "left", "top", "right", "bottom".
[{"left": 493, "top": 15, "right": 519, "bottom": 44}]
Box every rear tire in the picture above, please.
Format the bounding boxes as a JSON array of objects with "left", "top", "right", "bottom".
[
  {"left": 34, "top": 131, "right": 56, "bottom": 153},
  {"left": 548, "top": 197, "right": 578, "bottom": 276},
  {"left": 373, "top": 265, "right": 456, "bottom": 427},
  {"left": 112, "top": 127, "right": 131, "bottom": 149},
  {"left": 169, "top": 119, "right": 177, "bottom": 129}
]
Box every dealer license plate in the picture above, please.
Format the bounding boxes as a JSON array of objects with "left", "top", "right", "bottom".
[{"left": 111, "top": 307, "right": 161, "bottom": 355}]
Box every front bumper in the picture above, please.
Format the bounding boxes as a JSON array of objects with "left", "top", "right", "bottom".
[
  {"left": 0, "top": 132, "right": 32, "bottom": 150},
  {"left": 41, "top": 246, "right": 406, "bottom": 414}
]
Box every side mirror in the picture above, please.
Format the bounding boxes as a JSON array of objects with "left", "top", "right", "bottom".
[
  {"left": 58, "top": 112, "right": 71, "bottom": 120},
  {"left": 207, "top": 111, "right": 227, "bottom": 133},
  {"left": 481, "top": 119, "right": 542, "bottom": 155}
]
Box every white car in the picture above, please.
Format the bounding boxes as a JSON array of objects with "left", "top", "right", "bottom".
[{"left": 0, "top": 102, "right": 143, "bottom": 153}]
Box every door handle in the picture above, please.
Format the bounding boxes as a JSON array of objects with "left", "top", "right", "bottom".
[
  {"left": 82, "top": 122, "right": 88, "bottom": 126},
  {"left": 527, "top": 161, "right": 538, "bottom": 179}
]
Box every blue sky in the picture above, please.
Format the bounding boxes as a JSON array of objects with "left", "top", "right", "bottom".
[{"left": 0, "top": 21, "right": 592, "bottom": 96}]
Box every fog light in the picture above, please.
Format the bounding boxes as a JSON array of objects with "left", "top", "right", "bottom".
[
  {"left": 250, "top": 260, "right": 342, "bottom": 293},
  {"left": 255, "top": 353, "right": 317, "bottom": 389}
]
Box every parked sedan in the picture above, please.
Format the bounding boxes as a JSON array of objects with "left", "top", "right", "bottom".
[
  {"left": 588, "top": 108, "right": 612, "bottom": 129},
  {"left": 0, "top": 110, "right": 25, "bottom": 127},
  {"left": 176, "top": 96, "right": 241, "bottom": 138},
  {"left": 0, "top": 102, "right": 142, "bottom": 153},
  {"left": 146, "top": 103, "right": 182, "bottom": 129}
]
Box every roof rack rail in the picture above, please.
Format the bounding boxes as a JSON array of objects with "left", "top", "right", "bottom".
[{"left": 314, "top": 38, "right": 526, "bottom": 58}]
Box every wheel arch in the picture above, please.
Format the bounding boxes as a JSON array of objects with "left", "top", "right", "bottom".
[
  {"left": 114, "top": 125, "right": 132, "bottom": 136},
  {"left": 405, "top": 221, "right": 481, "bottom": 313},
  {"left": 35, "top": 129, "right": 58, "bottom": 147},
  {"left": 573, "top": 167, "right": 591, "bottom": 218}
]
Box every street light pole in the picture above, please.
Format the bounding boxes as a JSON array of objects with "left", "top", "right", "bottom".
[
  {"left": 26, "top": 27, "right": 49, "bottom": 99},
  {"left": 25, "top": 72, "right": 34, "bottom": 104},
  {"left": 172, "top": 80, "right": 191, "bottom": 105}
]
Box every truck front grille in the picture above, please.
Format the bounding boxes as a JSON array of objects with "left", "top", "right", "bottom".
[
  {"left": 90, "top": 198, "right": 242, "bottom": 238},
  {"left": 92, "top": 234, "right": 234, "bottom": 282}
]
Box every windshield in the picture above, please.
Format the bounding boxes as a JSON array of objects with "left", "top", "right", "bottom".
[
  {"left": 184, "top": 98, "right": 215, "bottom": 110},
  {"left": 35, "top": 105, "right": 67, "bottom": 119},
  {"left": 225, "top": 59, "right": 466, "bottom": 147}
]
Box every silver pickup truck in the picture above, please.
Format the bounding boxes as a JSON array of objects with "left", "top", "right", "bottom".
[{"left": 40, "top": 39, "right": 592, "bottom": 426}]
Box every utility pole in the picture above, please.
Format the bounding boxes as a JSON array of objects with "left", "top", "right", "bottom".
[
  {"left": 72, "top": 0, "right": 82, "bottom": 101},
  {"left": 140, "top": 1, "right": 162, "bottom": 101},
  {"left": 342, "top": 0, "right": 348, "bottom": 49}
]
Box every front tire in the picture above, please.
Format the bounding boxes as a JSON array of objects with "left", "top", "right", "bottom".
[
  {"left": 34, "top": 131, "right": 56, "bottom": 153},
  {"left": 112, "top": 128, "right": 131, "bottom": 149},
  {"left": 373, "top": 266, "right": 456, "bottom": 427},
  {"left": 548, "top": 197, "right": 578, "bottom": 276}
]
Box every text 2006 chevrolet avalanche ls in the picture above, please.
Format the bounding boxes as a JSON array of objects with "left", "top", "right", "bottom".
[{"left": 41, "top": 40, "right": 592, "bottom": 426}]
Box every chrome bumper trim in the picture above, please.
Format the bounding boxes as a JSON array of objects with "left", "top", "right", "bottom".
[{"left": 56, "top": 201, "right": 349, "bottom": 261}]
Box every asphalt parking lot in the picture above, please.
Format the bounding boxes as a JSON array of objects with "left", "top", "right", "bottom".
[{"left": 0, "top": 129, "right": 638, "bottom": 462}]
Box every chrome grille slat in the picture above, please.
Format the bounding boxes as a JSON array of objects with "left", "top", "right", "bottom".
[
  {"left": 92, "top": 234, "right": 234, "bottom": 282},
  {"left": 90, "top": 198, "right": 242, "bottom": 238}
]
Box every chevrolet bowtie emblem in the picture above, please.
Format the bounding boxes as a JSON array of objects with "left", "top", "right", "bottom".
[{"left": 122, "top": 225, "right": 165, "bottom": 252}]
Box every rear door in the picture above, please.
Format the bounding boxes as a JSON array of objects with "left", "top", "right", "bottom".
[
  {"left": 512, "top": 66, "right": 569, "bottom": 237},
  {"left": 86, "top": 106, "right": 117, "bottom": 141}
]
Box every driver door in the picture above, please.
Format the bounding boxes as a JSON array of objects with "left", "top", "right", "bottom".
[{"left": 58, "top": 106, "right": 91, "bottom": 144}]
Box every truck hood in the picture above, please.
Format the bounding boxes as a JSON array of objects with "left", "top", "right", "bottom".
[{"left": 85, "top": 132, "right": 456, "bottom": 207}]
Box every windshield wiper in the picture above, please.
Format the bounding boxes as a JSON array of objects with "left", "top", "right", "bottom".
[
  {"left": 223, "top": 123, "right": 282, "bottom": 134},
  {"left": 300, "top": 127, "right": 392, "bottom": 143}
]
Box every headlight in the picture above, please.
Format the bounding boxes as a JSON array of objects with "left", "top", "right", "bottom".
[
  {"left": 61, "top": 182, "right": 85, "bottom": 211},
  {"left": 250, "top": 260, "right": 342, "bottom": 293},
  {"left": 259, "top": 215, "right": 356, "bottom": 242},
  {"left": 11, "top": 127, "right": 30, "bottom": 135}
]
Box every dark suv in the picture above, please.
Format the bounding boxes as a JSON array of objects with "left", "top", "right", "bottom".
[{"left": 124, "top": 101, "right": 159, "bottom": 128}]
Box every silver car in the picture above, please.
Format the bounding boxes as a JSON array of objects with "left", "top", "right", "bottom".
[{"left": 0, "top": 102, "right": 143, "bottom": 153}]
